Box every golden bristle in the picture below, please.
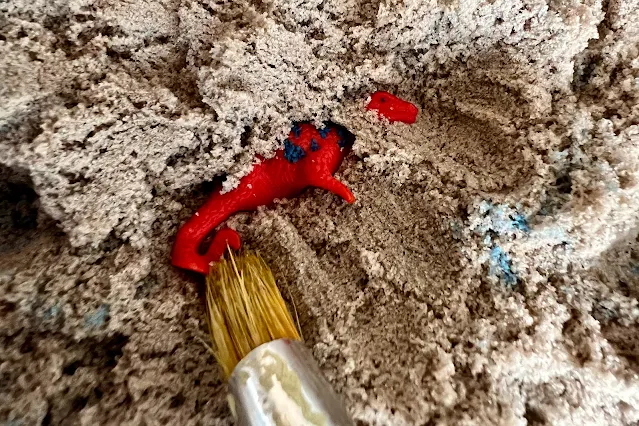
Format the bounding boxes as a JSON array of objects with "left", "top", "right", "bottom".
[{"left": 205, "top": 250, "right": 301, "bottom": 379}]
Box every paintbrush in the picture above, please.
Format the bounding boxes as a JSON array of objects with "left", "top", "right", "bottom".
[{"left": 205, "top": 249, "right": 353, "bottom": 425}]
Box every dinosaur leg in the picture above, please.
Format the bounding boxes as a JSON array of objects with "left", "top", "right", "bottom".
[{"left": 311, "top": 175, "right": 356, "bottom": 204}]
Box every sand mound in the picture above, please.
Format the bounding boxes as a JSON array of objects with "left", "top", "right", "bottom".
[{"left": 1, "top": 0, "right": 639, "bottom": 424}]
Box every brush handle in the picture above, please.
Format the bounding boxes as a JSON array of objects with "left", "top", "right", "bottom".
[{"left": 227, "top": 339, "right": 353, "bottom": 426}]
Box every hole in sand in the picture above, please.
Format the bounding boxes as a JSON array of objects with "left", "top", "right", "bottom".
[{"left": 0, "top": 164, "right": 42, "bottom": 253}]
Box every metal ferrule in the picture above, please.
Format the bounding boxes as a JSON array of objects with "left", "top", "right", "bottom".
[{"left": 227, "top": 339, "right": 353, "bottom": 426}]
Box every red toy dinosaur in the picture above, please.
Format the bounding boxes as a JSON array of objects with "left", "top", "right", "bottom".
[
  {"left": 171, "top": 92, "right": 418, "bottom": 274},
  {"left": 366, "top": 91, "right": 419, "bottom": 124}
]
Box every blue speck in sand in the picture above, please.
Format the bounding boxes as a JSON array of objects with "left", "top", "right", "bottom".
[
  {"left": 512, "top": 214, "right": 529, "bottom": 232},
  {"left": 310, "top": 139, "right": 320, "bottom": 152},
  {"left": 284, "top": 140, "right": 305, "bottom": 163},
  {"left": 85, "top": 304, "right": 110, "bottom": 328},
  {"left": 489, "top": 246, "right": 517, "bottom": 285},
  {"left": 450, "top": 221, "right": 462, "bottom": 238},
  {"left": 43, "top": 304, "right": 60, "bottom": 320},
  {"left": 475, "top": 201, "right": 530, "bottom": 235}
]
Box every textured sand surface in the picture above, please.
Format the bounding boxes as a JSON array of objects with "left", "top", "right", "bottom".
[{"left": 2, "top": 0, "right": 639, "bottom": 424}]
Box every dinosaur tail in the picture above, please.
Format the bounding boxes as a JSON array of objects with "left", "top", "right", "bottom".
[{"left": 171, "top": 192, "right": 242, "bottom": 275}]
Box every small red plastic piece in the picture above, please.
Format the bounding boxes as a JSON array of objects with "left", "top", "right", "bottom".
[
  {"left": 366, "top": 91, "right": 419, "bottom": 124},
  {"left": 171, "top": 123, "right": 355, "bottom": 274}
]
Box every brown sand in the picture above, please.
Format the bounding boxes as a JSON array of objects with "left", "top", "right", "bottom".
[{"left": 2, "top": 0, "right": 639, "bottom": 424}]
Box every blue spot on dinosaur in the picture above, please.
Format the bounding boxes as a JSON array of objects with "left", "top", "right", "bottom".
[
  {"left": 489, "top": 246, "right": 517, "bottom": 285},
  {"left": 284, "top": 140, "right": 306, "bottom": 163},
  {"left": 318, "top": 126, "right": 331, "bottom": 139},
  {"left": 291, "top": 122, "right": 302, "bottom": 138},
  {"left": 310, "top": 139, "right": 320, "bottom": 152}
]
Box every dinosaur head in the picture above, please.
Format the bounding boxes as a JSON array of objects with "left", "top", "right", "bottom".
[{"left": 366, "top": 91, "right": 419, "bottom": 124}]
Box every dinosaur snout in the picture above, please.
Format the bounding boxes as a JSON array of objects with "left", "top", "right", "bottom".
[{"left": 366, "top": 91, "right": 419, "bottom": 124}]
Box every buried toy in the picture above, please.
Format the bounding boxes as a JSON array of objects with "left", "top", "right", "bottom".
[
  {"left": 170, "top": 91, "right": 418, "bottom": 425},
  {"left": 171, "top": 91, "right": 418, "bottom": 274}
]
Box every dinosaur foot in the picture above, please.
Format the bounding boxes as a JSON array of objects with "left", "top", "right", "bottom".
[{"left": 311, "top": 174, "right": 356, "bottom": 204}]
